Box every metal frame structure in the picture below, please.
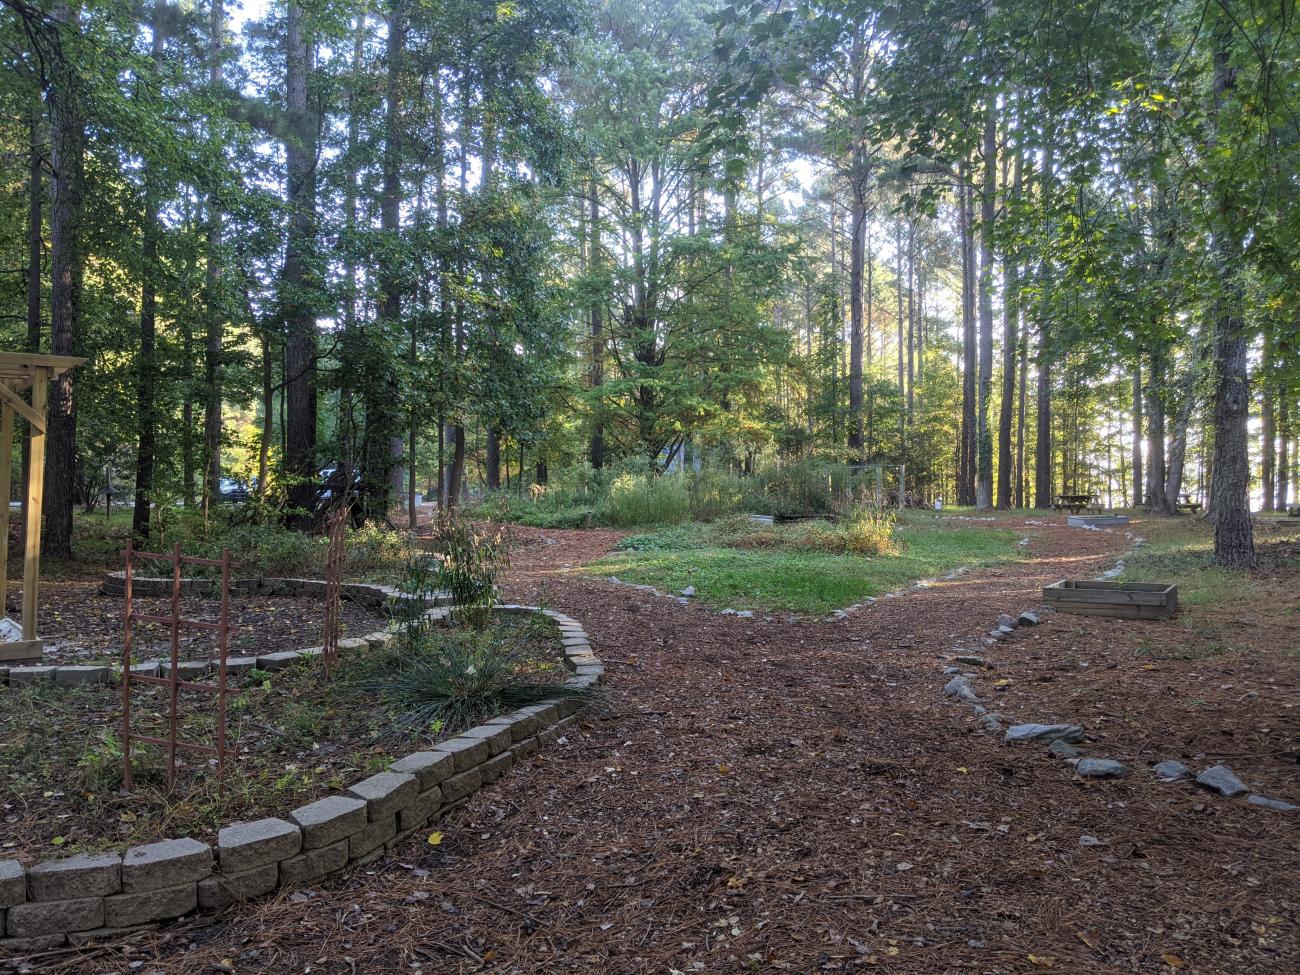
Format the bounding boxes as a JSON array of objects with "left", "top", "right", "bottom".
[
  {"left": 0, "top": 352, "right": 86, "bottom": 658},
  {"left": 121, "top": 540, "right": 239, "bottom": 793}
]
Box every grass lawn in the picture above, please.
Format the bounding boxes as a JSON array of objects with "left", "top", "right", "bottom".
[
  {"left": 1118, "top": 512, "right": 1300, "bottom": 659},
  {"left": 586, "top": 513, "right": 1022, "bottom": 614}
]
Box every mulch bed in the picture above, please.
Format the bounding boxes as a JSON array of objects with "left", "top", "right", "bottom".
[
  {"left": 0, "top": 615, "right": 565, "bottom": 862},
  {"left": 9, "top": 520, "right": 1298, "bottom": 974},
  {"left": 23, "top": 582, "right": 388, "bottom": 666}
]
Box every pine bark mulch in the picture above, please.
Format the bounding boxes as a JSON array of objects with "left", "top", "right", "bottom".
[{"left": 12, "top": 521, "right": 1297, "bottom": 974}]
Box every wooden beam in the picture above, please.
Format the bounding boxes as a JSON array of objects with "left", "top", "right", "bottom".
[
  {"left": 22, "top": 367, "right": 47, "bottom": 641},
  {"left": 0, "top": 403, "right": 10, "bottom": 618},
  {"left": 0, "top": 383, "right": 44, "bottom": 432}
]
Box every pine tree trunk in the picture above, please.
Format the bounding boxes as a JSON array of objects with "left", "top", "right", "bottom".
[
  {"left": 1208, "top": 16, "right": 1256, "bottom": 567},
  {"left": 202, "top": 0, "right": 225, "bottom": 507},
  {"left": 132, "top": 12, "right": 165, "bottom": 541},
  {"left": 1260, "top": 333, "right": 1275, "bottom": 511},
  {"left": 1033, "top": 135, "right": 1054, "bottom": 510},
  {"left": 996, "top": 112, "right": 1021, "bottom": 508},
  {"left": 282, "top": 0, "right": 319, "bottom": 526},
  {"left": 975, "top": 103, "right": 996, "bottom": 510},
  {"left": 959, "top": 170, "right": 976, "bottom": 505},
  {"left": 1145, "top": 350, "right": 1170, "bottom": 513},
  {"left": 1164, "top": 361, "right": 1198, "bottom": 510},
  {"left": 589, "top": 183, "right": 604, "bottom": 469},
  {"left": 1131, "top": 359, "right": 1143, "bottom": 509},
  {"left": 42, "top": 0, "right": 86, "bottom": 559}
]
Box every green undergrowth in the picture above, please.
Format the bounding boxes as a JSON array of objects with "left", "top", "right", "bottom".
[{"left": 587, "top": 512, "right": 1020, "bottom": 614}]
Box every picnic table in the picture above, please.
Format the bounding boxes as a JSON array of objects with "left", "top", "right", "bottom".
[
  {"left": 1053, "top": 493, "right": 1100, "bottom": 515},
  {"left": 1176, "top": 493, "right": 1202, "bottom": 514}
]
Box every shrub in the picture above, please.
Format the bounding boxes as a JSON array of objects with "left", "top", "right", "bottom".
[
  {"left": 687, "top": 468, "right": 746, "bottom": 522},
  {"left": 743, "top": 459, "right": 853, "bottom": 516},
  {"left": 600, "top": 473, "right": 690, "bottom": 526},
  {"left": 429, "top": 509, "right": 508, "bottom": 628},
  {"left": 803, "top": 506, "right": 898, "bottom": 555}
]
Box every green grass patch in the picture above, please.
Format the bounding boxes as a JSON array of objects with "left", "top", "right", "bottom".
[
  {"left": 1116, "top": 514, "right": 1299, "bottom": 658},
  {"left": 587, "top": 513, "right": 1020, "bottom": 614}
]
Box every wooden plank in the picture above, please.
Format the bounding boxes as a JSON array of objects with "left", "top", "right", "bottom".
[
  {"left": 1044, "top": 601, "right": 1174, "bottom": 620},
  {"left": 0, "top": 384, "right": 44, "bottom": 432},
  {"left": 21, "top": 367, "right": 47, "bottom": 641},
  {"left": 0, "top": 402, "right": 10, "bottom": 617}
]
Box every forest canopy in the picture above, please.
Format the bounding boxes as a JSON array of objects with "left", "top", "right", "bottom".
[{"left": 2, "top": 0, "right": 1297, "bottom": 568}]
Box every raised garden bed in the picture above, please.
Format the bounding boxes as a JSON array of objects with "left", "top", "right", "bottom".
[
  {"left": 1042, "top": 579, "right": 1179, "bottom": 620},
  {"left": 1066, "top": 514, "right": 1130, "bottom": 528},
  {"left": 0, "top": 600, "right": 602, "bottom": 951}
]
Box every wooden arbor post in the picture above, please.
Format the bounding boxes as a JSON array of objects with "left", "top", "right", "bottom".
[{"left": 0, "top": 353, "right": 85, "bottom": 649}]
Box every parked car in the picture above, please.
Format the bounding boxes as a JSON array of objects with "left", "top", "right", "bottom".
[{"left": 215, "top": 477, "right": 252, "bottom": 504}]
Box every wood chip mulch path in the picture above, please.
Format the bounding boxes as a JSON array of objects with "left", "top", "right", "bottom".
[{"left": 15, "top": 522, "right": 1298, "bottom": 974}]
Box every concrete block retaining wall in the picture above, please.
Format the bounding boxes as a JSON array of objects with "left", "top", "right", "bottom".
[{"left": 0, "top": 604, "right": 601, "bottom": 953}]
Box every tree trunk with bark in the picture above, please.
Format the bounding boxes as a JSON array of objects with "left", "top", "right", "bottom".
[
  {"left": 282, "top": 0, "right": 319, "bottom": 525},
  {"left": 1207, "top": 16, "right": 1255, "bottom": 566},
  {"left": 975, "top": 102, "right": 996, "bottom": 510},
  {"left": 42, "top": 0, "right": 86, "bottom": 558}
]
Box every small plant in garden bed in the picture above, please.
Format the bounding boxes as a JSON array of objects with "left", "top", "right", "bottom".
[{"left": 0, "top": 614, "right": 570, "bottom": 859}]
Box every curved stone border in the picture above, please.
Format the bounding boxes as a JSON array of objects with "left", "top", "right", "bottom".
[
  {"left": 0, "top": 579, "right": 452, "bottom": 688},
  {"left": 0, "top": 604, "right": 602, "bottom": 952}
]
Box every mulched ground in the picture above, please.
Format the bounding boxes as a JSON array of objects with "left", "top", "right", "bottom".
[
  {"left": 8, "top": 520, "right": 1298, "bottom": 974},
  {"left": 23, "top": 583, "right": 388, "bottom": 665}
]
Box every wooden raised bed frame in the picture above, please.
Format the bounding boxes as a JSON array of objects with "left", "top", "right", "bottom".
[{"left": 1043, "top": 580, "right": 1179, "bottom": 620}]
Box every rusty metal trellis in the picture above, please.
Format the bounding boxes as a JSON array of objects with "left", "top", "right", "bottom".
[
  {"left": 322, "top": 507, "right": 348, "bottom": 675},
  {"left": 121, "top": 540, "right": 239, "bottom": 793}
]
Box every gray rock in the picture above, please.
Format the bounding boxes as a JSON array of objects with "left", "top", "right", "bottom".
[
  {"left": 680, "top": 586, "right": 696, "bottom": 597},
  {"left": 1004, "top": 723, "right": 1084, "bottom": 745},
  {"left": 978, "top": 713, "right": 1002, "bottom": 733},
  {"left": 1075, "top": 758, "right": 1130, "bottom": 778},
  {"left": 121, "top": 838, "right": 212, "bottom": 893},
  {"left": 942, "top": 666, "right": 961, "bottom": 675},
  {"left": 27, "top": 853, "right": 121, "bottom": 901},
  {"left": 1151, "top": 760, "right": 1193, "bottom": 782},
  {"left": 996, "top": 625, "right": 1014, "bottom": 636},
  {"left": 1245, "top": 794, "right": 1297, "bottom": 812},
  {"left": 943, "top": 676, "right": 980, "bottom": 704},
  {"left": 1195, "top": 764, "right": 1248, "bottom": 798},
  {"left": 736, "top": 610, "right": 754, "bottom": 619},
  {"left": 217, "top": 818, "right": 302, "bottom": 874},
  {"left": 289, "top": 795, "right": 367, "bottom": 849},
  {"left": 997, "top": 614, "right": 1017, "bottom": 629},
  {"left": 1047, "top": 739, "right": 1082, "bottom": 759},
  {"left": 952, "top": 654, "right": 990, "bottom": 669},
  {"left": 1018, "top": 611, "right": 1040, "bottom": 626}
]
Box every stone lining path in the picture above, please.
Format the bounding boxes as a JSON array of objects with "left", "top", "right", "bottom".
[{"left": 10, "top": 521, "right": 1297, "bottom": 974}]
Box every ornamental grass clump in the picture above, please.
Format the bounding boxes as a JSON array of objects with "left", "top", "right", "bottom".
[{"left": 362, "top": 624, "right": 586, "bottom": 737}]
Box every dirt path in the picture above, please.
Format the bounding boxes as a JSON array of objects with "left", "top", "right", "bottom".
[{"left": 21, "top": 522, "right": 1298, "bottom": 974}]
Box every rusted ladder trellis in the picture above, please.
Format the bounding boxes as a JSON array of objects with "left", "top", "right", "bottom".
[
  {"left": 322, "top": 507, "right": 347, "bottom": 675},
  {"left": 121, "top": 541, "right": 239, "bottom": 793}
]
